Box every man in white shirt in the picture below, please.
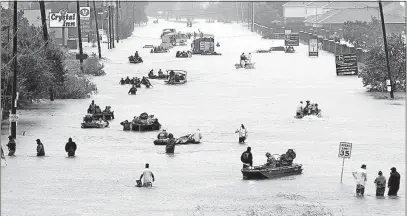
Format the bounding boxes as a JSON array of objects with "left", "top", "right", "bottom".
[
  {"left": 188, "top": 129, "right": 202, "bottom": 144},
  {"left": 247, "top": 53, "right": 252, "bottom": 64},
  {"left": 352, "top": 164, "right": 367, "bottom": 196},
  {"left": 296, "top": 101, "right": 303, "bottom": 117},
  {"left": 139, "top": 163, "right": 155, "bottom": 187},
  {"left": 236, "top": 124, "right": 248, "bottom": 143}
]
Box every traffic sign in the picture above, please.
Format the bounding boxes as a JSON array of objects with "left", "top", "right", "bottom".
[
  {"left": 9, "top": 114, "right": 18, "bottom": 122},
  {"left": 338, "top": 142, "right": 352, "bottom": 158},
  {"left": 80, "top": 7, "right": 90, "bottom": 20}
]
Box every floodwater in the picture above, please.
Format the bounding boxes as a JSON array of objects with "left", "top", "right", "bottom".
[{"left": 1, "top": 20, "right": 405, "bottom": 216}]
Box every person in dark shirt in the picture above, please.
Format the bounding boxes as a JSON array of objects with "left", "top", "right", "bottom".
[
  {"left": 6, "top": 136, "right": 16, "bottom": 156},
  {"left": 36, "top": 139, "right": 45, "bottom": 156},
  {"left": 388, "top": 167, "right": 400, "bottom": 196},
  {"left": 65, "top": 138, "right": 77, "bottom": 157},
  {"left": 128, "top": 85, "right": 137, "bottom": 95},
  {"left": 241, "top": 146, "right": 253, "bottom": 167}
]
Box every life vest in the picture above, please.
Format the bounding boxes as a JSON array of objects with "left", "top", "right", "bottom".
[{"left": 241, "top": 151, "right": 250, "bottom": 163}]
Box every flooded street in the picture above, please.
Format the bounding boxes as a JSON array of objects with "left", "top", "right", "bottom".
[{"left": 1, "top": 20, "right": 405, "bottom": 216}]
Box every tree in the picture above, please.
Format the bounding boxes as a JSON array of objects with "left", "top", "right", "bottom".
[
  {"left": 342, "top": 17, "right": 381, "bottom": 49},
  {"left": 359, "top": 34, "right": 406, "bottom": 92}
]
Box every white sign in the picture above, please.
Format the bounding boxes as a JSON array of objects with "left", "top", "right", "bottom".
[
  {"left": 338, "top": 142, "right": 352, "bottom": 158},
  {"left": 80, "top": 7, "right": 90, "bottom": 20},
  {"left": 9, "top": 114, "right": 19, "bottom": 122},
  {"left": 309, "top": 39, "right": 318, "bottom": 57},
  {"left": 49, "top": 12, "right": 77, "bottom": 28}
]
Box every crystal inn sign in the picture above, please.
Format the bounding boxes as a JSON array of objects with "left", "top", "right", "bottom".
[{"left": 49, "top": 10, "right": 77, "bottom": 28}]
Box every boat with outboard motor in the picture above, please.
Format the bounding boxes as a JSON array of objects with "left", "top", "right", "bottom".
[
  {"left": 242, "top": 149, "right": 303, "bottom": 179},
  {"left": 165, "top": 70, "right": 187, "bottom": 85}
]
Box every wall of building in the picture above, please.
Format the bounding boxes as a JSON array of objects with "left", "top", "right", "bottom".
[{"left": 283, "top": 6, "right": 307, "bottom": 18}]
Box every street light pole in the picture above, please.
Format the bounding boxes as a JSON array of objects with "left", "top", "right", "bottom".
[{"left": 378, "top": 0, "right": 394, "bottom": 99}]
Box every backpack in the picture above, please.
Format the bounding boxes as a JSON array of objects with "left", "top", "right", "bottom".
[{"left": 241, "top": 152, "right": 250, "bottom": 163}]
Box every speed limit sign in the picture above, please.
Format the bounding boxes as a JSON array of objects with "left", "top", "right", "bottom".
[{"left": 338, "top": 142, "right": 352, "bottom": 158}]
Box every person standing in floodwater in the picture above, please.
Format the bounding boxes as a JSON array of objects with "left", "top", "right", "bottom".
[
  {"left": 139, "top": 163, "right": 155, "bottom": 187},
  {"left": 388, "top": 167, "right": 400, "bottom": 196},
  {"left": 352, "top": 164, "right": 367, "bottom": 196},
  {"left": 374, "top": 171, "right": 386, "bottom": 196},
  {"left": 65, "top": 138, "right": 77, "bottom": 157},
  {"left": 236, "top": 124, "right": 248, "bottom": 143},
  {"left": 6, "top": 136, "right": 16, "bottom": 156},
  {"left": 36, "top": 139, "right": 45, "bottom": 156}
]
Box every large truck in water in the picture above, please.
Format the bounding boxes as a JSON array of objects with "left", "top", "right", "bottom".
[{"left": 192, "top": 34, "right": 216, "bottom": 55}]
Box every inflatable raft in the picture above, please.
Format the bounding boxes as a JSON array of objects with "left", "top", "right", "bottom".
[{"left": 81, "top": 121, "right": 109, "bottom": 128}]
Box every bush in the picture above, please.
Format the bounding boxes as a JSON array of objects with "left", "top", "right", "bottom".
[
  {"left": 359, "top": 34, "right": 406, "bottom": 92},
  {"left": 83, "top": 53, "right": 105, "bottom": 76}
]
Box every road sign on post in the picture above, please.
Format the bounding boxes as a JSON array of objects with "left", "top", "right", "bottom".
[
  {"left": 9, "top": 114, "right": 19, "bottom": 122},
  {"left": 338, "top": 142, "right": 352, "bottom": 183},
  {"left": 309, "top": 38, "right": 318, "bottom": 57}
]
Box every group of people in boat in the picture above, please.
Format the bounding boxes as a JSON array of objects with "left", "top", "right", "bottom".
[
  {"left": 239, "top": 52, "right": 253, "bottom": 67},
  {"left": 175, "top": 51, "right": 192, "bottom": 58},
  {"left": 285, "top": 46, "right": 295, "bottom": 52},
  {"left": 129, "top": 51, "right": 143, "bottom": 63},
  {"left": 148, "top": 69, "right": 167, "bottom": 79},
  {"left": 296, "top": 100, "right": 321, "bottom": 117},
  {"left": 167, "top": 70, "right": 186, "bottom": 84},
  {"left": 151, "top": 46, "right": 168, "bottom": 53},
  {"left": 156, "top": 129, "right": 202, "bottom": 153},
  {"left": 241, "top": 147, "right": 297, "bottom": 169}
]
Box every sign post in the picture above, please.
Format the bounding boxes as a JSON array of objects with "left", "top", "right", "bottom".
[
  {"left": 309, "top": 38, "right": 318, "bottom": 57},
  {"left": 338, "top": 142, "right": 352, "bottom": 183},
  {"left": 335, "top": 54, "right": 358, "bottom": 76},
  {"left": 285, "top": 33, "right": 299, "bottom": 47}
]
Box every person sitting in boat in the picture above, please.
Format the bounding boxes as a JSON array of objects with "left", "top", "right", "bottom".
[
  {"left": 125, "top": 76, "right": 131, "bottom": 84},
  {"left": 314, "top": 104, "right": 320, "bottom": 116},
  {"left": 134, "top": 51, "right": 139, "bottom": 59},
  {"left": 176, "top": 51, "right": 181, "bottom": 57},
  {"left": 87, "top": 104, "right": 95, "bottom": 114},
  {"left": 157, "top": 129, "right": 169, "bottom": 139},
  {"left": 168, "top": 71, "right": 175, "bottom": 84},
  {"left": 235, "top": 124, "right": 248, "bottom": 143},
  {"left": 103, "top": 106, "right": 111, "bottom": 113},
  {"left": 83, "top": 114, "right": 93, "bottom": 123},
  {"left": 95, "top": 106, "right": 102, "bottom": 114},
  {"left": 128, "top": 85, "right": 137, "bottom": 95},
  {"left": 265, "top": 152, "right": 277, "bottom": 168},
  {"left": 240, "top": 53, "right": 246, "bottom": 67},
  {"left": 296, "top": 101, "right": 303, "bottom": 117},
  {"left": 158, "top": 69, "right": 164, "bottom": 77},
  {"left": 148, "top": 70, "right": 155, "bottom": 78},
  {"left": 119, "top": 78, "right": 125, "bottom": 85},
  {"left": 241, "top": 146, "right": 253, "bottom": 168},
  {"left": 188, "top": 129, "right": 202, "bottom": 144},
  {"left": 303, "top": 100, "right": 311, "bottom": 115}
]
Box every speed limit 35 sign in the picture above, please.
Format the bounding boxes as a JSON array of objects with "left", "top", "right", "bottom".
[{"left": 338, "top": 142, "right": 352, "bottom": 158}]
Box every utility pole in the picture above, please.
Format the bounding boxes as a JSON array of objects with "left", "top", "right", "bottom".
[
  {"left": 241, "top": 2, "right": 244, "bottom": 25},
  {"left": 76, "top": 1, "right": 84, "bottom": 72},
  {"left": 236, "top": 2, "right": 239, "bottom": 23},
  {"left": 247, "top": 2, "right": 250, "bottom": 30},
  {"left": 11, "top": 0, "right": 17, "bottom": 138},
  {"left": 251, "top": 1, "right": 254, "bottom": 32},
  {"left": 39, "top": 1, "right": 48, "bottom": 44},
  {"left": 108, "top": 5, "right": 111, "bottom": 49},
  {"left": 93, "top": 0, "right": 101, "bottom": 58},
  {"left": 111, "top": 5, "right": 115, "bottom": 48},
  {"left": 378, "top": 0, "right": 394, "bottom": 99},
  {"left": 116, "top": 0, "right": 119, "bottom": 43}
]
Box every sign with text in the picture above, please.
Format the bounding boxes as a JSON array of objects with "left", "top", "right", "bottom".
[
  {"left": 338, "top": 142, "right": 352, "bottom": 158},
  {"left": 49, "top": 12, "right": 77, "bottom": 28},
  {"left": 285, "top": 33, "right": 299, "bottom": 46},
  {"left": 308, "top": 38, "right": 318, "bottom": 57},
  {"left": 81, "top": 20, "right": 91, "bottom": 33},
  {"left": 80, "top": 7, "right": 91, "bottom": 20},
  {"left": 335, "top": 54, "right": 358, "bottom": 75}
]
